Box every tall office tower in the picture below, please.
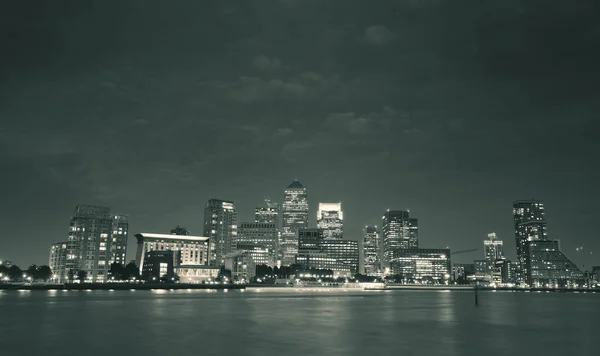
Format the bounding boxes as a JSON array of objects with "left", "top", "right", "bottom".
[
  {"left": 110, "top": 215, "right": 129, "bottom": 265},
  {"left": 513, "top": 200, "right": 547, "bottom": 281},
  {"left": 255, "top": 199, "right": 280, "bottom": 225},
  {"left": 237, "top": 222, "right": 278, "bottom": 266},
  {"left": 317, "top": 203, "right": 344, "bottom": 239},
  {"left": 281, "top": 180, "right": 309, "bottom": 266},
  {"left": 484, "top": 233, "right": 504, "bottom": 269},
  {"left": 381, "top": 210, "right": 418, "bottom": 266},
  {"left": 171, "top": 225, "right": 191, "bottom": 236},
  {"left": 363, "top": 226, "right": 380, "bottom": 275},
  {"left": 483, "top": 232, "right": 504, "bottom": 282},
  {"left": 65, "top": 205, "right": 121, "bottom": 283},
  {"left": 49, "top": 241, "right": 68, "bottom": 283},
  {"left": 203, "top": 199, "right": 238, "bottom": 267}
]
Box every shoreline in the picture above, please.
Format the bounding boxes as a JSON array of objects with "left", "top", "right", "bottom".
[{"left": 1, "top": 283, "right": 598, "bottom": 294}]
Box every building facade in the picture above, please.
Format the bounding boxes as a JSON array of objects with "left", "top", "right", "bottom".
[
  {"left": 296, "top": 229, "right": 359, "bottom": 276},
  {"left": 388, "top": 248, "right": 451, "bottom": 282},
  {"left": 255, "top": 199, "right": 280, "bottom": 225},
  {"left": 513, "top": 200, "right": 548, "bottom": 281},
  {"left": 141, "top": 250, "right": 175, "bottom": 282},
  {"left": 203, "top": 199, "right": 238, "bottom": 267},
  {"left": 452, "top": 263, "right": 475, "bottom": 282},
  {"left": 483, "top": 232, "right": 504, "bottom": 281},
  {"left": 225, "top": 251, "right": 256, "bottom": 282},
  {"left": 111, "top": 215, "right": 128, "bottom": 266},
  {"left": 363, "top": 226, "right": 380, "bottom": 275},
  {"left": 281, "top": 180, "right": 309, "bottom": 266},
  {"left": 317, "top": 203, "right": 344, "bottom": 239},
  {"left": 382, "top": 210, "right": 418, "bottom": 267},
  {"left": 49, "top": 242, "right": 68, "bottom": 283},
  {"left": 527, "top": 240, "right": 585, "bottom": 288},
  {"left": 135, "top": 233, "right": 210, "bottom": 274},
  {"left": 62, "top": 205, "right": 128, "bottom": 283},
  {"left": 237, "top": 222, "right": 278, "bottom": 266}
]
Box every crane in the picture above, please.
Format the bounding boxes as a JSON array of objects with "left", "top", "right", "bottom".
[{"left": 450, "top": 249, "right": 478, "bottom": 256}]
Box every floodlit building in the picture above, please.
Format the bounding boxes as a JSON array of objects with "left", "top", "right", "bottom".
[
  {"left": 61, "top": 205, "right": 129, "bottom": 283},
  {"left": 281, "top": 180, "right": 309, "bottom": 266},
  {"left": 49, "top": 242, "right": 68, "bottom": 283},
  {"left": 134, "top": 233, "right": 210, "bottom": 274},
  {"left": 382, "top": 210, "right": 418, "bottom": 267},
  {"left": 296, "top": 229, "right": 359, "bottom": 276},
  {"left": 203, "top": 199, "right": 238, "bottom": 267},
  {"left": 388, "top": 248, "right": 451, "bottom": 283},
  {"left": 237, "top": 222, "right": 278, "bottom": 266},
  {"left": 317, "top": 203, "right": 344, "bottom": 239},
  {"left": 484, "top": 232, "right": 504, "bottom": 282},
  {"left": 175, "top": 265, "right": 220, "bottom": 284},
  {"left": 363, "top": 226, "right": 380, "bottom": 275},
  {"left": 527, "top": 240, "right": 585, "bottom": 288},
  {"left": 513, "top": 200, "right": 547, "bottom": 281}
]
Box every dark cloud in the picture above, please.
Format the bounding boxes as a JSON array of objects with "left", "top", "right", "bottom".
[{"left": 0, "top": 0, "right": 598, "bottom": 268}]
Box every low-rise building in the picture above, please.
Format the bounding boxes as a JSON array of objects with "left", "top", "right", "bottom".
[
  {"left": 224, "top": 251, "right": 256, "bottom": 282},
  {"left": 388, "top": 248, "right": 451, "bottom": 283},
  {"left": 527, "top": 240, "right": 585, "bottom": 288},
  {"left": 135, "top": 233, "right": 210, "bottom": 274},
  {"left": 175, "top": 265, "right": 220, "bottom": 284}
]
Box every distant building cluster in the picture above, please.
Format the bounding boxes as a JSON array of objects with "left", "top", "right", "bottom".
[{"left": 42, "top": 182, "right": 593, "bottom": 288}]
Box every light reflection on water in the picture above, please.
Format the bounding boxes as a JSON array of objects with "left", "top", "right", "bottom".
[{"left": 0, "top": 289, "right": 598, "bottom": 356}]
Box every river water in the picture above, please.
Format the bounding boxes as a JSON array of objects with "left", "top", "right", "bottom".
[{"left": 0, "top": 289, "right": 598, "bottom": 356}]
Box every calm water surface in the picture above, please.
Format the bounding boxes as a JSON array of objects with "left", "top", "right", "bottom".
[{"left": 0, "top": 289, "right": 598, "bottom": 356}]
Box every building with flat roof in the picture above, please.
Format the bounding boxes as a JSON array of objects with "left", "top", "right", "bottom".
[
  {"left": 388, "top": 248, "right": 451, "bottom": 283},
  {"left": 225, "top": 251, "right": 256, "bottom": 282},
  {"left": 382, "top": 210, "right": 418, "bottom": 267},
  {"left": 317, "top": 203, "right": 343, "bottom": 239},
  {"left": 296, "top": 229, "right": 358, "bottom": 276},
  {"left": 49, "top": 242, "right": 68, "bottom": 283},
  {"left": 135, "top": 233, "right": 209, "bottom": 274},
  {"left": 60, "top": 205, "right": 129, "bottom": 283},
  {"left": 203, "top": 199, "right": 238, "bottom": 267},
  {"left": 281, "top": 180, "right": 309, "bottom": 266},
  {"left": 363, "top": 226, "right": 380, "bottom": 275},
  {"left": 176, "top": 265, "right": 220, "bottom": 284},
  {"left": 237, "top": 222, "right": 278, "bottom": 266}
]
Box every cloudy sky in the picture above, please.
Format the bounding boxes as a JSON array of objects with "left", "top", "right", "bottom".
[{"left": 1, "top": 0, "right": 598, "bottom": 267}]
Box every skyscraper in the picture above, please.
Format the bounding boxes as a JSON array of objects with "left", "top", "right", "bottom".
[
  {"left": 483, "top": 232, "right": 504, "bottom": 282},
  {"left": 317, "top": 202, "right": 344, "bottom": 239},
  {"left": 363, "top": 226, "right": 380, "bottom": 275},
  {"left": 281, "top": 180, "right": 309, "bottom": 266},
  {"left": 513, "top": 200, "right": 547, "bottom": 281},
  {"left": 203, "top": 199, "right": 238, "bottom": 267},
  {"left": 62, "top": 205, "right": 128, "bottom": 283},
  {"left": 110, "top": 215, "right": 129, "bottom": 265},
  {"left": 237, "top": 222, "right": 278, "bottom": 266},
  {"left": 381, "top": 210, "right": 418, "bottom": 266},
  {"left": 255, "top": 199, "right": 279, "bottom": 225}
]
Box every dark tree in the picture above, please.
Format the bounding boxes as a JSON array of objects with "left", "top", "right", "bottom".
[
  {"left": 67, "top": 269, "right": 75, "bottom": 282},
  {"left": 26, "top": 264, "right": 38, "bottom": 280},
  {"left": 109, "top": 263, "right": 125, "bottom": 280},
  {"left": 8, "top": 265, "right": 23, "bottom": 281},
  {"left": 77, "top": 270, "right": 88, "bottom": 282},
  {"left": 123, "top": 262, "right": 140, "bottom": 280},
  {"left": 0, "top": 264, "right": 10, "bottom": 277},
  {"left": 36, "top": 265, "right": 52, "bottom": 281}
]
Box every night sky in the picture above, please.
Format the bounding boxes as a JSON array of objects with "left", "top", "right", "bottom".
[{"left": 1, "top": 1, "right": 598, "bottom": 268}]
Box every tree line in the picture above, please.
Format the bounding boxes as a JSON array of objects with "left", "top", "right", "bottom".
[{"left": 0, "top": 264, "right": 52, "bottom": 282}]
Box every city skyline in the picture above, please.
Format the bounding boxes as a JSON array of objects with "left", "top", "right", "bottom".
[
  {"left": 0, "top": 187, "right": 595, "bottom": 269},
  {"left": 1, "top": 1, "right": 598, "bottom": 269}
]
